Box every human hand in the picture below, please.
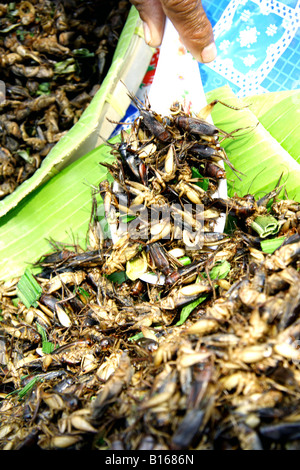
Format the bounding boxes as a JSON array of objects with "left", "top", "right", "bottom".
[{"left": 130, "top": 0, "right": 217, "bottom": 63}]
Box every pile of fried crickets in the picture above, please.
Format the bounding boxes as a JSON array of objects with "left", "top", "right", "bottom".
[
  {"left": 0, "top": 0, "right": 130, "bottom": 198},
  {"left": 0, "top": 93, "right": 300, "bottom": 450}
]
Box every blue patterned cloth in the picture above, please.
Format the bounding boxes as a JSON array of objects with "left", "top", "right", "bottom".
[
  {"left": 201, "top": 0, "right": 299, "bottom": 96},
  {"left": 111, "top": 0, "right": 299, "bottom": 137}
]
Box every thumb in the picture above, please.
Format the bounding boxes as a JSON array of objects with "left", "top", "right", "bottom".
[
  {"left": 161, "top": 0, "right": 217, "bottom": 63},
  {"left": 130, "top": 0, "right": 166, "bottom": 47}
]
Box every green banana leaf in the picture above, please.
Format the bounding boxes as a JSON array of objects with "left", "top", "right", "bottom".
[
  {"left": 0, "top": 85, "right": 299, "bottom": 281},
  {"left": 0, "top": 6, "right": 153, "bottom": 219},
  {"left": 0, "top": 141, "right": 115, "bottom": 280},
  {"left": 206, "top": 85, "right": 300, "bottom": 201},
  {"left": 243, "top": 90, "right": 300, "bottom": 162}
]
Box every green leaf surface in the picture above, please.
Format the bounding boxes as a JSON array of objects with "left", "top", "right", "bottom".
[
  {"left": 176, "top": 296, "right": 205, "bottom": 326},
  {"left": 260, "top": 236, "right": 286, "bottom": 254},
  {"left": 36, "top": 323, "right": 55, "bottom": 354},
  {"left": 176, "top": 260, "right": 231, "bottom": 326},
  {"left": 251, "top": 215, "right": 280, "bottom": 238},
  {"left": 204, "top": 260, "right": 231, "bottom": 281},
  {"left": 206, "top": 86, "right": 300, "bottom": 202},
  {"left": 18, "top": 376, "right": 41, "bottom": 400},
  {"left": 0, "top": 142, "right": 115, "bottom": 280},
  {"left": 16, "top": 268, "right": 42, "bottom": 308},
  {"left": 36, "top": 323, "right": 47, "bottom": 343},
  {"left": 243, "top": 90, "right": 300, "bottom": 162}
]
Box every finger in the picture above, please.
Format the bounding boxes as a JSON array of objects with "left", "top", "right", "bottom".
[
  {"left": 161, "top": 0, "right": 217, "bottom": 63},
  {"left": 130, "top": 0, "right": 166, "bottom": 47}
]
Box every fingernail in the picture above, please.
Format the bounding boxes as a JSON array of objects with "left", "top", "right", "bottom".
[
  {"left": 143, "top": 21, "right": 152, "bottom": 45},
  {"left": 201, "top": 42, "right": 217, "bottom": 63}
]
